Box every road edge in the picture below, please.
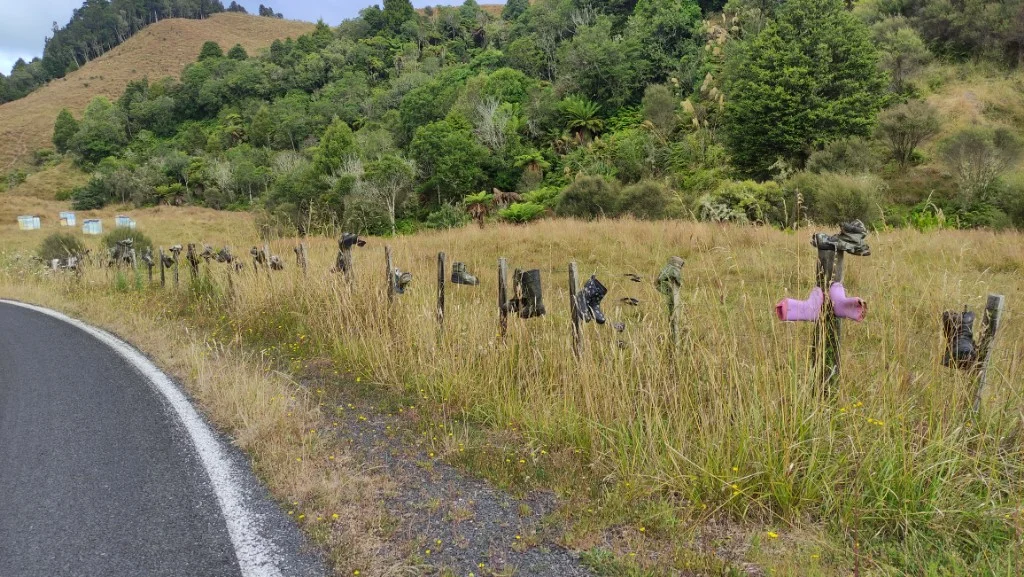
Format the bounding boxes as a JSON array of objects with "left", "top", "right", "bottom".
[{"left": 0, "top": 299, "right": 286, "bottom": 577}]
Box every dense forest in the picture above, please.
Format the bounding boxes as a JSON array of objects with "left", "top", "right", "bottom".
[
  {"left": 0, "top": 0, "right": 284, "bottom": 104},
  {"left": 48, "top": 0, "right": 1024, "bottom": 235}
]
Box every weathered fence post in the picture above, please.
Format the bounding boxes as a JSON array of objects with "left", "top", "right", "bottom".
[
  {"left": 437, "top": 252, "right": 446, "bottom": 326},
  {"left": 186, "top": 243, "right": 199, "bottom": 280},
  {"left": 342, "top": 247, "right": 354, "bottom": 283},
  {"left": 813, "top": 248, "right": 845, "bottom": 392},
  {"left": 159, "top": 247, "right": 166, "bottom": 287},
  {"left": 498, "top": 257, "right": 509, "bottom": 340},
  {"left": 171, "top": 247, "right": 180, "bottom": 288},
  {"left": 669, "top": 283, "right": 681, "bottom": 352},
  {"left": 296, "top": 242, "right": 308, "bottom": 274},
  {"left": 263, "top": 242, "right": 271, "bottom": 276},
  {"left": 972, "top": 294, "right": 1005, "bottom": 412},
  {"left": 385, "top": 246, "right": 395, "bottom": 303},
  {"left": 568, "top": 261, "right": 582, "bottom": 359},
  {"left": 129, "top": 248, "right": 138, "bottom": 273}
]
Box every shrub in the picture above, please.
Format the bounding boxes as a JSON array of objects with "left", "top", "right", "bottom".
[
  {"left": 697, "top": 180, "right": 786, "bottom": 225},
  {"left": 876, "top": 100, "right": 940, "bottom": 167},
  {"left": 499, "top": 202, "right": 547, "bottom": 223},
  {"left": 37, "top": 233, "right": 87, "bottom": 263},
  {"left": 786, "top": 171, "right": 884, "bottom": 226},
  {"left": 102, "top": 227, "right": 153, "bottom": 256},
  {"left": 71, "top": 178, "right": 108, "bottom": 210},
  {"left": 522, "top": 186, "right": 561, "bottom": 209},
  {"left": 619, "top": 181, "right": 673, "bottom": 220},
  {"left": 424, "top": 204, "right": 470, "bottom": 230},
  {"left": 555, "top": 176, "right": 622, "bottom": 220},
  {"left": 939, "top": 127, "right": 1023, "bottom": 204},
  {"left": 806, "top": 137, "right": 882, "bottom": 174}
]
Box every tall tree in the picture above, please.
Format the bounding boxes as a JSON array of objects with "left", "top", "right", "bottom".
[
  {"left": 722, "top": 0, "right": 886, "bottom": 178},
  {"left": 53, "top": 108, "right": 80, "bottom": 154}
]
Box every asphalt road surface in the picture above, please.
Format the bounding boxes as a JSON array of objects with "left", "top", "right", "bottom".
[{"left": 0, "top": 301, "right": 325, "bottom": 577}]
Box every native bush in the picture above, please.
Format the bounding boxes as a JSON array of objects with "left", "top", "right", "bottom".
[
  {"left": 786, "top": 171, "right": 884, "bottom": 226},
  {"left": 806, "top": 137, "right": 882, "bottom": 174},
  {"left": 102, "top": 227, "right": 153, "bottom": 256},
  {"left": 499, "top": 201, "right": 547, "bottom": 223},
  {"left": 37, "top": 232, "right": 87, "bottom": 263},
  {"left": 555, "top": 176, "right": 622, "bottom": 220},
  {"left": 619, "top": 181, "right": 674, "bottom": 220},
  {"left": 697, "top": 180, "right": 786, "bottom": 225}
]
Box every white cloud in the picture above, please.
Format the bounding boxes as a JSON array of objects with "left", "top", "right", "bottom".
[{"left": 0, "top": 0, "right": 83, "bottom": 73}]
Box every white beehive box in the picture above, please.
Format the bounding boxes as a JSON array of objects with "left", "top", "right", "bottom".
[
  {"left": 82, "top": 219, "right": 103, "bottom": 235},
  {"left": 17, "top": 216, "right": 41, "bottom": 231},
  {"left": 115, "top": 215, "right": 136, "bottom": 229},
  {"left": 59, "top": 211, "right": 76, "bottom": 226}
]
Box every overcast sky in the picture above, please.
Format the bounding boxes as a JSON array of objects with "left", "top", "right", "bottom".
[{"left": 0, "top": 1, "right": 499, "bottom": 75}]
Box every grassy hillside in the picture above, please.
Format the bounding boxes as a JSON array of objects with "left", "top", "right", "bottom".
[{"left": 0, "top": 13, "right": 313, "bottom": 172}]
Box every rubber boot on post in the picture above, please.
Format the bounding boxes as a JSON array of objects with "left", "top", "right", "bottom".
[
  {"left": 393, "top": 269, "right": 413, "bottom": 294},
  {"left": 575, "top": 275, "right": 607, "bottom": 324},
  {"left": 775, "top": 287, "right": 824, "bottom": 322},
  {"left": 942, "top": 310, "right": 977, "bottom": 368},
  {"left": 518, "top": 269, "right": 546, "bottom": 318},
  {"left": 829, "top": 283, "right": 867, "bottom": 322},
  {"left": 451, "top": 262, "right": 479, "bottom": 286}
]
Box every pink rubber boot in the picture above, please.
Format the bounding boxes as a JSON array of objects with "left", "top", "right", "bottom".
[
  {"left": 829, "top": 283, "right": 867, "bottom": 322},
  {"left": 775, "top": 287, "right": 824, "bottom": 322}
]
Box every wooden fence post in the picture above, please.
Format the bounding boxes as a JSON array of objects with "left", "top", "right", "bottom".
[
  {"left": 159, "top": 248, "right": 166, "bottom": 287},
  {"left": 340, "top": 246, "right": 354, "bottom": 284},
  {"left": 498, "top": 257, "right": 509, "bottom": 340},
  {"left": 129, "top": 248, "right": 138, "bottom": 273},
  {"left": 437, "top": 252, "right": 446, "bottom": 326},
  {"left": 385, "top": 246, "right": 395, "bottom": 303},
  {"left": 569, "top": 261, "right": 582, "bottom": 359},
  {"left": 186, "top": 243, "right": 199, "bottom": 280},
  {"left": 813, "top": 248, "right": 845, "bottom": 393},
  {"left": 972, "top": 294, "right": 1005, "bottom": 412},
  {"left": 173, "top": 253, "right": 180, "bottom": 288},
  {"left": 296, "top": 242, "right": 308, "bottom": 274}
]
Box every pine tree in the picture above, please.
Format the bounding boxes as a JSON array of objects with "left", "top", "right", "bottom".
[{"left": 722, "top": 0, "right": 887, "bottom": 178}]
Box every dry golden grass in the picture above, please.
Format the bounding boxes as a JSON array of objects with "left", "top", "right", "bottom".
[
  {"left": 6, "top": 160, "right": 89, "bottom": 200},
  {"left": 3, "top": 217, "right": 1022, "bottom": 574},
  {"left": 0, "top": 13, "right": 314, "bottom": 171},
  {"left": 0, "top": 200, "right": 254, "bottom": 252}
]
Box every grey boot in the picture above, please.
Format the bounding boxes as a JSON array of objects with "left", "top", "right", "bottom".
[
  {"left": 451, "top": 262, "right": 479, "bottom": 286},
  {"left": 393, "top": 268, "right": 413, "bottom": 294},
  {"left": 518, "top": 269, "right": 546, "bottom": 318},
  {"left": 942, "top": 310, "right": 977, "bottom": 369},
  {"left": 657, "top": 256, "right": 684, "bottom": 296},
  {"left": 575, "top": 275, "right": 607, "bottom": 324}
]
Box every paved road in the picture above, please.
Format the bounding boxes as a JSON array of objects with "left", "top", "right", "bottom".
[{"left": 0, "top": 301, "right": 325, "bottom": 577}]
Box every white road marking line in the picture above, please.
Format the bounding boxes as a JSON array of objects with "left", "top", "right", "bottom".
[{"left": 1, "top": 300, "right": 284, "bottom": 577}]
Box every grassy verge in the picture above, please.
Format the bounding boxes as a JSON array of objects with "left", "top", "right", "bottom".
[{"left": 3, "top": 218, "right": 1023, "bottom": 575}]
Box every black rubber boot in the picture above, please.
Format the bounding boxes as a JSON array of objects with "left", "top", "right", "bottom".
[
  {"left": 943, "top": 311, "right": 977, "bottom": 368},
  {"left": 451, "top": 262, "right": 479, "bottom": 286},
  {"left": 518, "top": 269, "right": 546, "bottom": 318},
  {"left": 340, "top": 233, "right": 366, "bottom": 249},
  {"left": 575, "top": 275, "right": 607, "bottom": 324}
]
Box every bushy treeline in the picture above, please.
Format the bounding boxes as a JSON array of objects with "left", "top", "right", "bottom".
[
  {"left": 0, "top": 1, "right": 286, "bottom": 104},
  {"left": 50, "top": 0, "right": 1024, "bottom": 235}
]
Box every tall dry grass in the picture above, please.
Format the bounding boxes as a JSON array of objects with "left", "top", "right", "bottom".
[{"left": 3, "top": 218, "right": 1023, "bottom": 574}]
